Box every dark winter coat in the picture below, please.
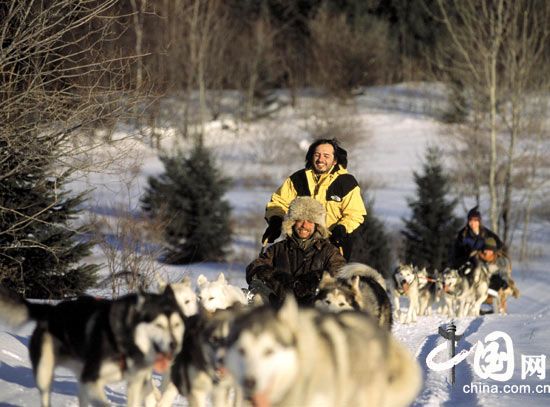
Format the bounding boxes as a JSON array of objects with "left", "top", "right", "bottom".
[
  {"left": 246, "top": 235, "right": 346, "bottom": 305},
  {"left": 451, "top": 225, "right": 503, "bottom": 268}
]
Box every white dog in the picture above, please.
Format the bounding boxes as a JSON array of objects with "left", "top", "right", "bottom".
[
  {"left": 156, "top": 273, "right": 199, "bottom": 317},
  {"left": 197, "top": 273, "right": 247, "bottom": 313}
]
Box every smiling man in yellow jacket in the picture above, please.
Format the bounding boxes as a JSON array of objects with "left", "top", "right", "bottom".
[{"left": 262, "top": 138, "right": 367, "bottom": 260}]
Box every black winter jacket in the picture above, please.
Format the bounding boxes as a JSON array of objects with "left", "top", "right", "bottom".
[
  {"left": 246, "top": 236, "right": 345, "bottom": 305},
  {"left": 451, "top": 225, "right": 503, "bottom": 268}
]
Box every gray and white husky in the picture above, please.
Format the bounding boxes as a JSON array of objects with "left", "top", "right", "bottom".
[
  {"left": 0, "top": 286, "right": 184, "bottom": 407},
  {"left": 390, "top": 263, "right": 421, "bottom": 323},
  {"left": 441, "top": 263, "right": 489, "bottom": 317},
  {"left": 315, "top": 263, "right": 393, "bottom": 331},
  {"left": 390, "top": 264, "right": 441, "bottom": 322},
  {"left": 225, "top": 295, "right": 422, "bottom": 407}
]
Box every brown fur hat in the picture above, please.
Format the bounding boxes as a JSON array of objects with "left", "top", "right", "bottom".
[{"left": 282, "top": 197, "right": 329, "bottom": 238}]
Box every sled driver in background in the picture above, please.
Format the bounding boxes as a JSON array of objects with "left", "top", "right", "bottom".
[{"left": 262, "top": 138, "right": 367, "bottom": 260}]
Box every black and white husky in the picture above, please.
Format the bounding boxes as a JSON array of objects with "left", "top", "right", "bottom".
[
  {"left": 0, "top": 287, "right": 184, "bottom": 407},
  {"left": 158, "top": 305, "right": 244, "bottom": 407}
]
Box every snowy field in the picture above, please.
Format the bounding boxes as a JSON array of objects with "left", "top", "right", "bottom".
[{"left": 1, "top": 84, "right": 549, "bottom": 406}]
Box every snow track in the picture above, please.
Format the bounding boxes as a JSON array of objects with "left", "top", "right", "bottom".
[{"left": 394, "top": 315, "right": 485, "bottom": 406}]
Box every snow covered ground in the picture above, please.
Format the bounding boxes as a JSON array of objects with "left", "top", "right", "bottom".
[{"left": 1, "top": 84, "right": 549, "bottom": 406}]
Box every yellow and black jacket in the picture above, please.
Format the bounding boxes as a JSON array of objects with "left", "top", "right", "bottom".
[{"left": 265, "top": 164, "right": 366, "bottom": 235}]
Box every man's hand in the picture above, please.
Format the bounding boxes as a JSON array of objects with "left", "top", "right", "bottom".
[
  {"left": 262, "top": 216, "right": 283, "bottom": 243},
  {"left": 293, "top": 272, "right": 322, "bottom": 302},
  {"left": 330, "top": 224, "right": 346, "bottom": 247},
  {"left": 269, "top": 271, "right": 293, "bottom": 300}
]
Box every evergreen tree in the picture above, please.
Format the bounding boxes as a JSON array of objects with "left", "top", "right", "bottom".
[
  {"left": 0, "top": 138, "right": 98, "bottom": 299},
  {"left": 349, "top": 200, "right": 393, "bottom": 278},
  {"left": 401, "top": 146, "right": 461, "bottom": 272},
  {"left": 142, "top": 144, "right": 232, "bottom": 264}
]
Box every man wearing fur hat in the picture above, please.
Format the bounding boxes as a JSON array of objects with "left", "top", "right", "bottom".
[
  {"left": 450, "top": 206, "right": 503, "bottom": 268},
  {"left": 261, "top": 138, "right": 367, "bottom": 260},
  {"left": 247, "top": 197, "right": 346, "bottom": 306}
]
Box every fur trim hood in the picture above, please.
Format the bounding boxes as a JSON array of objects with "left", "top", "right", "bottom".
[{"left": 282, "top": 197, "right": 329, "bottom": 238}]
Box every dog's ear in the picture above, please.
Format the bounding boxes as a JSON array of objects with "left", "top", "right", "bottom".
[
  {"left": 277, "top": 295, "right": 299, "bottom": 330},
  {"left": 197, "top": 274, "right": 208, "bottom": 286},
  {"left": 251, "top": 294, "right": 265, "bottom": 307},
  {"left": 217, "top": 273, "right": 226, "bottom": 284},
  {"left": 162, "top": 284, "right": 176, "bottom": 300},
  {"left": 112, "top": 293, "right": 147, "bottom": 338},
  {"left": 350, "top": 275, "right": 364, "bottom": 304},
  {"left": 319, "top": 271, "right": 334, "bottom": 288},
  {"left": 350, "top": 275, "right": 361, "bottom": 291},
  {"left": 155, "top": 272, "right": 167, "bottom": 291},
  {"left": 180, "top": 275, "right": 192, "bottom": 286}
]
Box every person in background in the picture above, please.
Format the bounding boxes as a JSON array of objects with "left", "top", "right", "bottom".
[
  {"left": 451, "top": 206, "right": 503, "bottom": 268},
  {"left": 261, "top": 138, "right": 366, "bottom": 260}
]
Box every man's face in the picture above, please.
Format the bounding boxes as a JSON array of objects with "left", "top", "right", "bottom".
[
  {"left": 481, "top": 249, "right": 495, "bottom": 261},
  {"left": 468, "top": 217, "right": 480, "bottom": 234},
  {"left": 312, "top": 143, "right": 337, "bottom": 174},
  {"left": 293, "top": 220, "right": 315, "bottom": 239}
]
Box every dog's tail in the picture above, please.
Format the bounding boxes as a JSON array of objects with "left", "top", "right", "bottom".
[
  {"left": 0, "top": 287, "right": 52, "bottom": 328},
  {"left": 337, "top": 263, "right": 387, "bottom": 290}
]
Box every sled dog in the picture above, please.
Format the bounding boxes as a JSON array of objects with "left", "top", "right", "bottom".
[
  {"left": 441, "top": 262, "right": 489, "bottom": 317},
  {"left": 415, "top": 267, "right": 441, "bottom": 316},
  {"left": 0, "top": 286, "right": 184, "bottom": 407},
  {"left": 158, "top": 305, "right": 244, "bottom": 407},
  {"left": 487, "top": 274, "right": 520, "bottom": 314},
  {"left": 197, "top": 273, "right": 247, "bottom": 313},
  {"left": 315, "top": 263, "right": 392, "bottom": 331},
  {"left": 225, "top": 296, "right": 421, "bottom": 407},
  {"left": 478, "top": 261, "right": 520, "bottom": 315},
  {"left": 390, "top": 263, "right": 421, "bottom": 323},
  {"left": 146, "top": 274, "right": 200, "bottom": 406},
  {"left": 156, "top": 273, "right": 199, "bottom": 317}
]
